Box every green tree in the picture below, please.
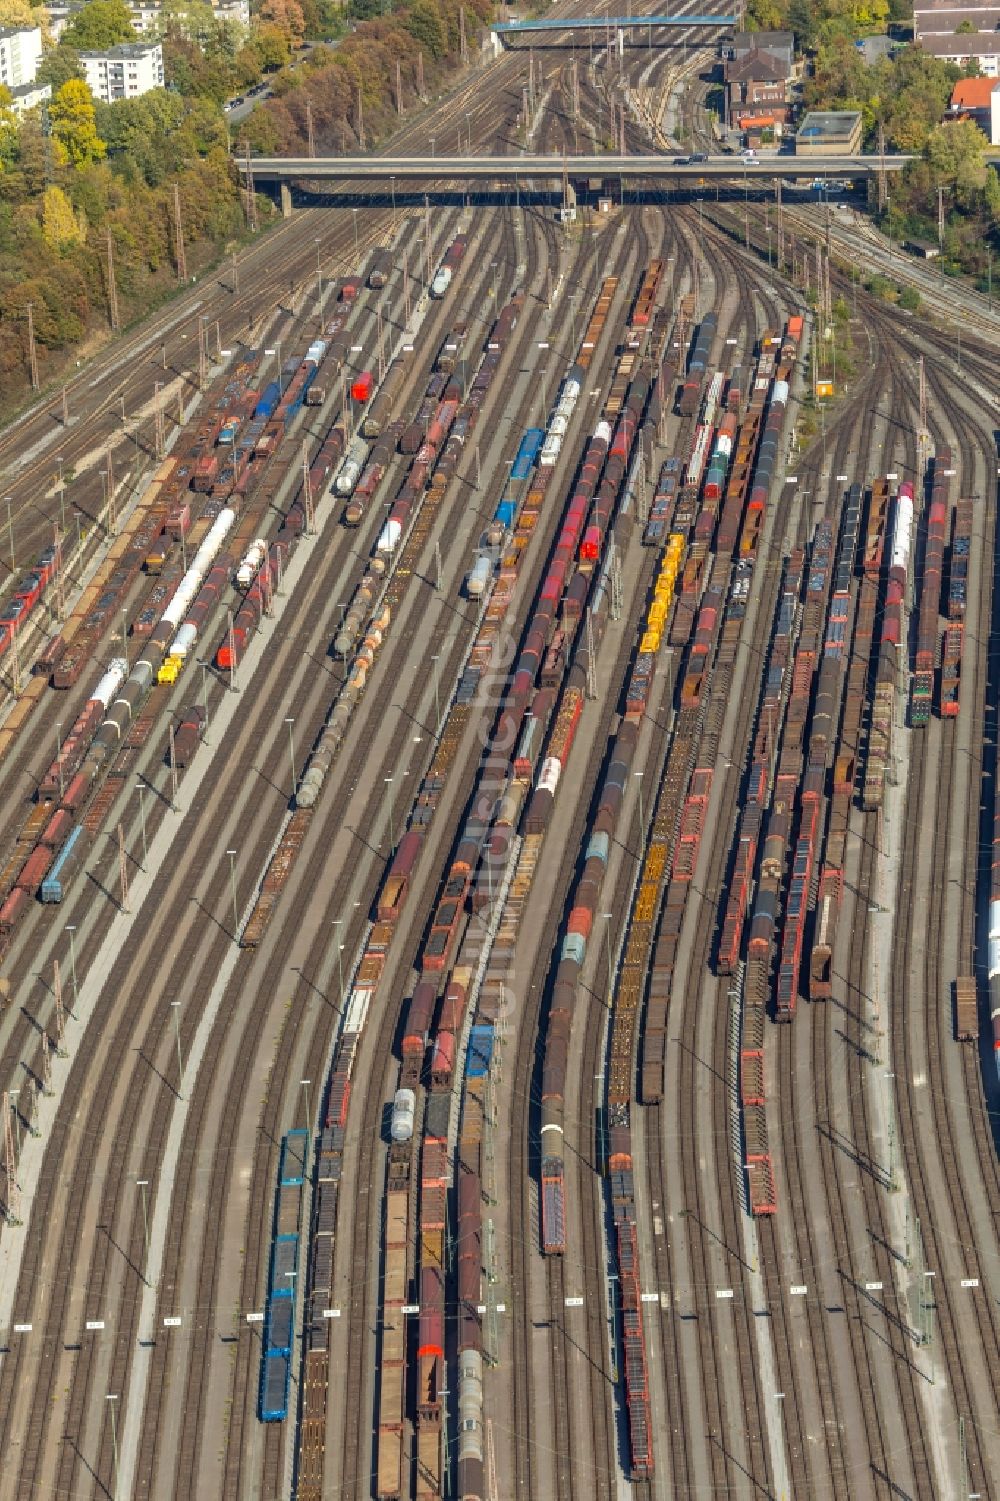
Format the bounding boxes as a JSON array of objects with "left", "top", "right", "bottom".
[
  {"left": 250, "top": 21, "right": 293, "bottom": 70},
  {"left": 743, "top": 0, "right": 785, "bottom": 27},
  {"left": 49, "top": 79, "right": 107, "bottom": 166},
  {"left": 851, "top": 0, "right": 889, "bottom": 31},
  {"left": 97, "top": 88, "right": 186, "bottom": 181},
  {"left": 41, "top": 183, "right": 85, "bottom": 247},
  {"left": 898, "top": 283, "right": 921, "bottom": 310},
  {"left": 0, "top": 84, "right": 17, "bottom": 171},
  {"left": 877, "top": 46, "right": 961, "bottom": 151},
  {"left": 36, "top": 47, "right": 85, "bottom": 92},
  {"left": 406, "top": 0, "right": 446, "bottom": 58},
  {"left": 955, "top": 18, "right": 976, "bottom": 32},
  {"left": 984, "top": 165, "right": 1000, "bottom": 221},
  {"left": 63, "top": 0, "right": 137, "bottom": 48},
  {"left": 156, "top": 0, "right": 227, "bottom": 45},
  {"left": 925, "top": 118, "right": 989, "bottom": 206}
]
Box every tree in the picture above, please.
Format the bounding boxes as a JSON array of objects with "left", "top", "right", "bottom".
[
  {"left": 156, "top": 0, "right": 227, "bottom": 46},
  {"left": 0, "top": 83, "right": 17, "bottom": 171},
  {"left": 49, "top": 79, "right": 107, "bottom": 166},
  {"left": 0, "top": 0, "right": 51, "bottom": 34},
  {"left": 955, "top": 18, "right": 976, "bottom": 32},
  {"left": 851, "top": 0, "right": 889, "bottom": 31},
  {"left": 925, "top": 118, "right": 989, "bottom": 206},
  {"left": 250, "top": 21, "right": 292, "bottom": 71},
  {"left": 259, "top": 0, "right": 306, "bottom": 46},
  {"left": 36, "top": 47, "right": 85, "bottom": 92},
  {"left": 984, "top": 165, "right": 1000, "bottom": 221},
  {"left": 744, "top": 0, "right": 785, "bottom": 28},
  {"left": 406, "top": 0, "right": 446, "bottom": 58},
  {"left": 41, "top": 183, "right": 85, "bottom": 247},
  {"left": 63, "top": 0, "right": 137, "bottom": 48}
]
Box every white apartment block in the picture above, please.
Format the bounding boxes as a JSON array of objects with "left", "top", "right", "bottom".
[
  {"left": 46, "top": 2, "right": 250, "bottom": 38},
  {"left": 918, "top": 30, "right": 1000, "bottom": 73},
  {"left": 130, "top": 0, "right": 251, "bottom": 30},
  {"left": 10, "top": 79, "right": 51, "bottom": 113},
  {"left": 78, "top": 40, "right": 164, "bottom": 101},
  {"left": 0, "top": 26, "right": 43, "bottom": 91}
]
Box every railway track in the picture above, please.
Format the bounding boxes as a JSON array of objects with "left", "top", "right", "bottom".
[
  {"left": 506, "top": 228, "right": 646, "bottom": 1501},
  {"left": 3, "top": 10, "right": 1000, "bottom": 1501},
  {"left": 0, "top": 218, "right": 541, "bottom": 1500}
]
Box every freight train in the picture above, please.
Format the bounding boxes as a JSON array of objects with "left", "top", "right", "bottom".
[
  {"left": 0, "top": 541, "right": 61, "bottom": 660},
  {"left": 259, "top": 1130, "right": 307, "bottom": 1422},
  {"left": 0, "top": 324, "right": 356, "bottom": 952}
]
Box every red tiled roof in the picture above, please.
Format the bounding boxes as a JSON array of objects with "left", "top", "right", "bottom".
[{"left": 951, "top": 76, "right": 997, "bottom": 109}]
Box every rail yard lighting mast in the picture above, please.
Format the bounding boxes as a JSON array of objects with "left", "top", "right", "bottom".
[
  {"left": 384, "top": 776, "right": 396, "bottom": 853},
  {"left": 431, "top": 653, "right": 442, "bottom": 730},
  {"left": 136, "top": 780, "right": 148, "bottom": 869},
  {"left": 65, "top": 924, "right": 79, "bottom": 1007},
  {"left": 226, "top": 848, "right": 239, "bottom": 937},
  {"left": 136, "top": 1178, "right": 152, "bottom": 1283},
  {"left": 284, "top": 717, "right": 297, "bottom": 796},
  {"left": 602, "top": 912, "right": 614, "bottom": 1009},
  {"left": 106, "top": 1395, "right": 120, "bottom": 1501},
  {"left": 332, "top": 918, "right": 346, "bottom": 1010},
  {"left": 170, "top": 1001, "right": 184, "bottom": 1097}
]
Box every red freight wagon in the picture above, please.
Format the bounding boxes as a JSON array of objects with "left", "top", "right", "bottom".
[
  {"left": 40, "top": 807, "right": 73, "bottom": 851},
  {"left": 16, "top": 843, "right": 55, "bottom": 895},
  {"left": 378, "top": 829, "right": 423, "bottom": 922},
  {"left": 429, "top": 1032, "right": 456, "bottom": 1087},
  {"left": 351, "top": 371, "right": 373, "bottom": 403},
  {"left": 580, "top": 524, "right": 601, "bottom": 563}
]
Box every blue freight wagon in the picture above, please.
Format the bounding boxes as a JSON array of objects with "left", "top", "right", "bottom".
[
  {"left": 265, "top": 1288, "right": 294, "bottom": 1356},
  {"left": 511, "top": 427, "right": 544, "bottom": 483},
  {"left": 467, "top": 1023, "right": 494, "bottom": 1079},
  {"left": 254, "top": 380, "right": 280, "bottom": 421},
  {"left": 259, "top": 1350, "right": 291, "bottom": 1422},
  {"left": 269, "top": 1232, "right": 299, "bottom": 1295},
  {"left": 40, "top": 826, "right": 85, "bottom": 904},
  {"left": 494, "top": 499, "right": 516, "bottom": 530},
  {"left": 280, "top": 1128, "right": 308, "bottom": 1187}
]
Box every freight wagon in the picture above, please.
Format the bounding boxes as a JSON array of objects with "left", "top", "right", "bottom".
[{"left": 40, "top": 825, "right": 86, "bottom": 903}]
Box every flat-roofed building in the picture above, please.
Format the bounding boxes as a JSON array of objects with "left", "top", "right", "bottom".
[
  {"left": 79, "top": 40, "right": 164, "bottom": 102},
  {"left": 918, "top": 30, "right": 1000, "bottom": 74},
  {"left": 794, "top": 110, "right": 864, "bottom": 155},
  {"left": 0, "top": 24, "right": 42, "bottom": 91},
  {"left": 9, "top": 78, "right": 51, "bottom": 113},
  {"left": 914, "top": 1, "right": 1000, "bottom": 35}
]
